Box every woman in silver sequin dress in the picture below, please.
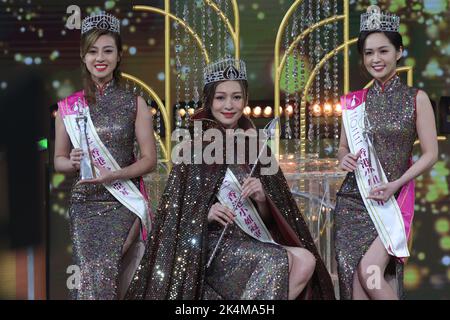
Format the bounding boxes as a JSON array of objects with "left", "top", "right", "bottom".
[
  {"left": 125, "top": 58, "right": 335, "bottom": 300},
  {"left": 334, "top": 7, "right": 438, "bottom": 300},
  {"left": 54, "top": 13, "right": 157, "bottom": 299}
]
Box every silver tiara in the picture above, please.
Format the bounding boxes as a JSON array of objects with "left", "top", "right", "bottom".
[
  {"left": 360, "top": 5, "right": 400, "bottom": 33},
  {"left": 203, "top": 57, "right": 247, "bottom": 85},
  {"left": 81, "top": 11, "right": 120, "bottom": 35}
]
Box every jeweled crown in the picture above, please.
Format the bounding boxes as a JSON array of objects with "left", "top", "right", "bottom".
[
  {"left": 360, "top": 5, "right": 400, "bottom": 33},
  {"left": 81, "top": 11, "right": 120, "bottom": 35},
  {"left": 203, "top": 57, "right": 247, "bottom": 86}
]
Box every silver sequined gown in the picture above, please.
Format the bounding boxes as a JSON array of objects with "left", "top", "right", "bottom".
[
  {"left": 334, "top": 75, "right": 418, "bottom": 299},
  {"left": 203, "top": 165, "right": 289, "bottom": 300},
  {"left": 66, "top": 81, "right": 140, "bottom": 299}
]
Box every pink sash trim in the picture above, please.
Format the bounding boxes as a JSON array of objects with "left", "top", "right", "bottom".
[
  {"left": 396, "top": 170, "right": 415, "bottom": 240},
  {"left": 341, "top": 89, "right": 368, "bottom": 111},
  {"left": 57, "top": 91, "right": 86, "bottom": 118}
]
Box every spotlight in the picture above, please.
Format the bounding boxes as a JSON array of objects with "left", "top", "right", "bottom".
[
  {"left": 285, "top": 104, "right": 293, "bottom": 117},
  {"left": 263, "top": 106, "right": 272, "bottom": 117},
  {"left": 312, "top": 103, "right": 321, "bottom": 117},
  {"left": 243, "top": 106, "right": 252, "bottom": 116},
  {"left": 178, "top": 108, "right": 186, "bottom": 117},
  {"left": 334, "top": 103, "right": 342, "bottom": 116},
  {"left": 324, "top": 103, "right": 333, "bottom": 116},
  {"left": 253, "top": 106, "right": 262, "bottom": 117},
  {"left": 187, "top": 107, "right": 195, "bottom": 115}
]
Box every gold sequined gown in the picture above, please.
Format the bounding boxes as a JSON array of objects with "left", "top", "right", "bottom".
[
  {"left": 125, "top": 110, "right": 335, "bottom": 300},
  {"left": 334, "top": 75, "right": 418, "bottom": 299},
  {"left": 64, "top": 81, "right": 141, "bottom": 299}
]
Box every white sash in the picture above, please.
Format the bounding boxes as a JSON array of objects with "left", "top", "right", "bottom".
[
  {"left": 342, "top": 92, "right": 409, "bottom": 258},
  {"left": 58, "top": 97, "right": 151, "bottom": 233},
  {"left": 216, "top": 168, "right": 277, "bottom": 245}
]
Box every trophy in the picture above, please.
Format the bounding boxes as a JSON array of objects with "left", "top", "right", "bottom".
[
  {"left": 362, "top": 114, "right": 383, "bottom": 192},
  {"left": 75, "top": 98, "right": 96, "bottom": 180}
]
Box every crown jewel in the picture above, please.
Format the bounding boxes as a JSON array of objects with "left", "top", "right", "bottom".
[
  {"left": 81, "top": 11, "right": 120, "bottom": 35},
  {"left": 203, "top": 57, "right": 247, "bottom": 85},
  {"left": 360, "top": 5, "right": 400, "bottom": 33}
]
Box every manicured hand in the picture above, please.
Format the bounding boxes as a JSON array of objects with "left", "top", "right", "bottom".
[
  {"left": 76, "top": 163, "right": 118, "bottom": 185},
  {"left": 367, "top": 181, "right": 401, "bottom": 202},
  {"left": 241, "top": 177, "right": 266, "bottom": 204},
  {"left": 207, "top": 203, "right": 236, "bottom": 227},
  {"left": 69, "top": 148, "right": 83, "bottom": 170},
  {"left": 339, "top": 150, "right": 362, "bottom": 172}
]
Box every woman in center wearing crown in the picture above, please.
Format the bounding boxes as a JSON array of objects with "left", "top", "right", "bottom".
[
  {"left": 333, "top": 6, "right": 438, "bottom": 300},
  {"left": 125, "top": 58, "right": 335, "bottom": 300},
  {"left": 54, "top": 12, "right": 157, "bottom": 299}
]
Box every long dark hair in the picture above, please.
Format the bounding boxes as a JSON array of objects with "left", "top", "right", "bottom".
[
  {"left": 357, "top": 31, "right": 403, "bottom": 58},
  {"left": 80, "top": 29, "right": 123, "bottom": 105},
  {"left": 202, "top": 80, "right": 249, "bottom": 117}
]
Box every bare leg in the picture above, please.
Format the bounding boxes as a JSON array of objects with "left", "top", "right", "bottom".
[
  {"left": 352, "top": 271, "right": 370, "bottom": 300},
  {"left": 356, "top": 236, "right": 398, "bottom": 300},
  {"left": 121, "top": 217, "right": 140, "bottom": 256},
  {"left": 283, "top": 246, "right": 316, "bottom": 300}
]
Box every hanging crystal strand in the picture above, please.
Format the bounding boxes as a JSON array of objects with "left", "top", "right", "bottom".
[
  {"left": 224, "top": 0, "right": 230, "bottom": 56},
  {"left": 285, "top": 15, "right": 299, "bottom": 154},
  {"left": 192, "top": 0, "right": 200, "bottom": 112},
  {"left": 282, "top": 25, "right": 290, "bottom": 155},
  {"left": 174, "top": 0, "right": 182, "bottom": 128},
  {"left": 289, "top": 59, "right": 299, "bottom": 156},
  {"left": 314, "top": 0, "right": 322, "bottom": 156},
  {"left": 295, "top": 1, "right": 306, "bottom": 159},
  {"left": 183, "top": 2, "right": 191, "bottom": 128},
  {"left": 148, "top": 96, "right": 160, "bottom": 158},
  {"left": 332, "top": 0, "right": 340, "bottom": 155},
  {"left": 201, "top": 0, "right": 207, "bottom": 61},
  {"left": 156, "top": 107, "right": 162, "bottom": 158},
  {"left": 217, "top": 0, "right": 223, "bottom": 59},
  {"left": 323, "top": 0, "right": 331, "bottom": 144},
  {"left": 201, "top": 0, "right": 207, "bottom": 96},
  {"left": 207, "top": 3, "right": 214, "bottom": 57},
  {"left": 153, "top": 92, "right": 161, "bottom": 203},
  {"left": 307, "top": 0, "right": 315, "bottom": 155},
  {"left": 284, "top": 21, "right": 291, "bottom": 154}
]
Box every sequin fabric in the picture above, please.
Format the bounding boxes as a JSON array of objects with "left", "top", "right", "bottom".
[
  {"left": 65, "top": 80, "right": 140, "bottom": 299},
  {"left": 203, "top": 164, "right": 289, "bottom": 300},
  {"left": 334, "top": 75, "right": 418, "bottom": 300},
  {"left": 125, "top": 112, "right": 335, "bottom": 300}
]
